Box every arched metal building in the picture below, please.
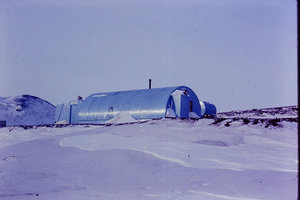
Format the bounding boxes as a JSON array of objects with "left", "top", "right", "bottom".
[
  {"left": 200, "top": 101, "right": 217, "bottom": 117},
  {"left": 55, "top": 86, "right": 216, "bottom": 124}
]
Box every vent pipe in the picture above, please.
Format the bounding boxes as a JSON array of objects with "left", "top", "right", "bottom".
[{"left": 149, "top": 79, "right": 152, "bottom": 89}]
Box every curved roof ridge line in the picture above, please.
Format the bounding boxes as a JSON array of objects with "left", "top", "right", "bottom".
[{"left": 88, "top": 86, "right": 187, "bottom": 97}]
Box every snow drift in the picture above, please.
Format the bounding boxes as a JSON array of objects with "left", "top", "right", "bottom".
[
  {"left": 105, "top": 112, "right": 138, "bottom": 124},
  {"left": 0, "top": 95, "right": 55, "bottom": 126},
  {"left": 0, "top": 105, "right": 298, "bottom": 200}
]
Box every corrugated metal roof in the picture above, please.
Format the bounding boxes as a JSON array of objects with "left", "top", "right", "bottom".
[{"left": 77, "top": 86, "right": 201, "bottom": 123}]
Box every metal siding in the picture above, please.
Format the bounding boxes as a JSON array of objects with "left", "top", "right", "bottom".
[
  {"left": 203, "top": 102, "right": 217, "bottom": 115},
  {"left": 87, "top": 97, "right": 102, "bottom": 120},
  {"left": 70, "top": 104, "right": 78, "bottom": 124},
  {"left": 187, "top": 89, "right": 201, "bottom": 116},
  {"left": 190, "top": 93, "right": 201, "bottom": 116},
  {"left": 77, "top": 86, "right": 201, "bottom": 123},
  {"left": 68, "top": 100, "right": 82, "bottom": 124},
  {"left": 92, "top": 94, "right": 114, "bottom": 121},
  {"left": 59, "top": 103, "right": 71, "bottom": 123},
  {"left": 140, "top": 87, "right": 173, "bottom": 118},
  {"left": 167, "top": 96, "right": 176, "bottom": 111},
  {"left": 200, "top": 101, "right": 206, "bottom": 116},
  {"left": 170, "top": 87, "right": 201, "bottom": 118},
  {"left": 172, "top": 93, "right": 181, "bottom": 117},
  {"left": 78, "top": 95, "right": 94, "bottom": 121},
  {"left": 55, "top": 104, "right": 64, "bottom": 122},
  {"left": 180, "top": 95, "right": 189, "bottom": 118},
  {"left": 120, "top": 91, "right": 135, "bottom": 111},
  {"left": 127, "top": 90, "right": 146, "bottom": 119},
  {"left": 106, "top": 92, "right": 125, "bottom": 117}
]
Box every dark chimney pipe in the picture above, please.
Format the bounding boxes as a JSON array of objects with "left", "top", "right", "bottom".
[{"left": 149, "top": 79, "right": 152, "bottom": 89}]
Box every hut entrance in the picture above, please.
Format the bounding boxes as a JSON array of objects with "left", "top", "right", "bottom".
[
  {"left": 171, "top": 89, "right": 190, "bottom": 118},
  {"left": 189, "top": 101, "right": 193, "bottom": 112}
]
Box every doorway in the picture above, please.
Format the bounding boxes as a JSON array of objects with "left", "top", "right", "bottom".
[{"left": 189, "top": 101, "right": 193, "bottom": 112}]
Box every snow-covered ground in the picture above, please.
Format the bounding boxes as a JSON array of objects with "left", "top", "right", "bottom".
[
  {"left": 0, "top": 95, "right": 55, "bottom": 126},
  {"left": 218, "top": 106, "right": 298, "bottom": 119},
  {"left": 0, "top": 108, "right": 298, "bottom": 200}
]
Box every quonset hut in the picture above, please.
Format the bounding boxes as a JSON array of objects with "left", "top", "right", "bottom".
[{"left": 55, "top": 86, "right": 216, "bottom": 124}]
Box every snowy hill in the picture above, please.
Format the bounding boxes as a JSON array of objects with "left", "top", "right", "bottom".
[
  {"left": 0, "top": 95, "right": 55, "bottom": 126},
  {"left": 0, "top": 106, "right": 298, "bottom": 200}
]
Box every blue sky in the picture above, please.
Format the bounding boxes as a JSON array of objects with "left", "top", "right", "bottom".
[{"left": 0, "top": 0, "right": 297, "bottom": 112}]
